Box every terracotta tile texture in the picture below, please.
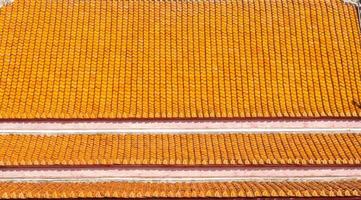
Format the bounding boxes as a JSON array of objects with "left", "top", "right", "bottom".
[
  {"left": 0, "top": 0, "right": 360, "bottom": 119},
  {"left": 0, "top": 180, "right": 360, "bottom": 198},
  {"left": 0, "top": 133, "right": 360, "bottom": 166}
]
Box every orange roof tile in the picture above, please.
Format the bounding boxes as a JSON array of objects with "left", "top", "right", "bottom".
[
  {"left": 0, "top": 180, "right": 360, "bottom": 198},
  {"left": 0, "top": 133, "right": 360, "bottom": 166},
  {"left": 0, "top": 0, "right": 360, "bottom": 119}
]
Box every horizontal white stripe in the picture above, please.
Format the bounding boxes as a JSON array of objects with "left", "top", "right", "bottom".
[
  {"left": 0, "top": 128, "right": 360, "bottom": 134},
  {"left": 0, "top": 119, "right": 360, "bottom": 134},
  {"left": 1, "top": 167, "right": 361, "bottom": 181},
  {"left": 1, "top": 177, "right": 360, "bottom": 183}
]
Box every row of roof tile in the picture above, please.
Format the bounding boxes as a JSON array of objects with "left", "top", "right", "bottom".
[
  {"left": 0, "top": 133, "right": 360, "bottom": 166},
  {"left": 0, "top": 180, "right": 360, "bottom": 198}
]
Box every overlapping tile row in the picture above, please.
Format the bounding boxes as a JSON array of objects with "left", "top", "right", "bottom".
[
  {"left": 0, "top": 0, "right": 360, "bottom": 119},
  {"left": 0, "top": 133, "right": 360, "bottom": 166},
  {"left": 0, "top": 180, "right": 360, "bottom": 198}
]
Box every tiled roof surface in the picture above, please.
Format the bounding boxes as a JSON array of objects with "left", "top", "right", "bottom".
[
  {"left": 0, "top": 133, "right": 360, "bottom": 166},
  {"left": 0, "top": 180, "right": 360, "bottom": 198},
  {"left": 0, "top": 0, "right": 360, "bottom": 119}
]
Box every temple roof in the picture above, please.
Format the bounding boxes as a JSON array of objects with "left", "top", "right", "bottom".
[
  {"left": 0, "top": 0, "right": 360, "bottom": 119},
  {"left": 0, "top": 0, "right": 360, "bottom": 198}
]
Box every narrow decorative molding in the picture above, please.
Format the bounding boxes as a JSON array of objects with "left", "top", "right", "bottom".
[
  {"left": 1, "top": 166, "right": 361, "bottom": 182},
  {"left": 0, "top": 119, "right": 360, "bottom": 135}
]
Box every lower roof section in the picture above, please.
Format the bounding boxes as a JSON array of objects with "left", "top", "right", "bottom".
[
  {"left": 0, "top": 133, "right": 360, "bottom": 167},
  {"left": 0, "top": 180, "right": 360, "bottom": 199}
]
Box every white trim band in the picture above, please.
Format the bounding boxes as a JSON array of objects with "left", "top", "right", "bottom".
[
  {"left": 1, "top": 167, "right": 361, "bottom": 181},
  {"left": 0, "top": 119, "right": 360, "bottom": 134},
  {"left": 0, "top": 128, "right": 360, "bottom": 134},
  {"left": 1, "top": 177, "right": 360, "bottom": 183}
]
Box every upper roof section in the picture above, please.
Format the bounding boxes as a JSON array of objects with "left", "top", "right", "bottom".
[{"left": 0, "top": 0, "right": 360, "bottom": 119}]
